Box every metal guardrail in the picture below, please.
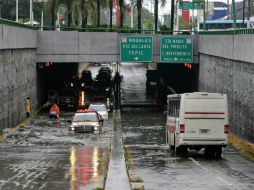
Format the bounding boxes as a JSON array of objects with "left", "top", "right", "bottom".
[
  {"left": 199, "top": 28, "right": 254, "bottom": 35},
  {"left": 39, "top": 26, "right": 188, "bottom": 35},
  {"left": 0, "top": 18, "right": 37, "bottom": 30},
  {"left": 2, "top": 18, "right": 253, "bottom": 35},
  {"left": 0, "top": 18, "right": 190, "bottom": 34}
]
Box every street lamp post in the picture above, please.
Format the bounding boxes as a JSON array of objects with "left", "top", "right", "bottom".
[
  {"left": 30, "top": 0, "right": 33, "bottom": 25},
  {"left": 170, "top": 0, "right": 175, "bottom": 34},
  {"left": 16, "top": 0, "right": 18, "bottom": 22},
  {"left": 41, "top": 0, "right": 44, "bottom": 30},
  {"left": 131, "top": 0, "right": 134, "bottom": 28},
  {"left": 232, "top": 0, "right": 237, "bottom": 29}
]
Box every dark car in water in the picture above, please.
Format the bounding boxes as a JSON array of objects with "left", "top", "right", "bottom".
[
  {"left": 80, "top": 70, "right": 93, "bottom": 91},
  {"left": 56, "top": 88, "right": 78, "bottom": 110}
]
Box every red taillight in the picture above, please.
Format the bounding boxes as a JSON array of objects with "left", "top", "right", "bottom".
[
  {"left": 180, "top": 124, "right": 185, "bottom": 133},
  {"left": 224, "top": 124, "right": 229, "bottom": 134}
]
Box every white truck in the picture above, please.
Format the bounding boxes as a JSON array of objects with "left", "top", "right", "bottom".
[{"left": 166, "top": 92, "right": 229, "bottom": 158}]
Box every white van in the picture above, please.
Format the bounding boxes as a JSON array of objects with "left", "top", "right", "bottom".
[{"left": 166, "top": 92, "right": 229, "bottom": 158}]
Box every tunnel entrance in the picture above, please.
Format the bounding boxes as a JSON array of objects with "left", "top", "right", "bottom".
[
  {"left": 37, "top": 62, "right": 79, "bottom": 105},
  {"left": 156, "top": 63, "right": 199, "bottom": 104},
  {"left": 36, "top": 62, "right": 199, "bottom": 109},
  {"left": 157, "top": 63, "right": 199, "bottom": 93}
]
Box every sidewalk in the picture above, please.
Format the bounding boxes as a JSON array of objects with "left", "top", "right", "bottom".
[{"left": 105, "top": 110, "right": 131, "bottom": 190}]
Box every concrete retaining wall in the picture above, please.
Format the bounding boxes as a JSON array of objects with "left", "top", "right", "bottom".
[
  {"left": 0, "top": 25, "right": 37, "bottom": 133},
  {"left": 199, "top": 35, "right": 254, "bottom": 143},
  {"left": 0, "top": 49, "right": 38, "bottom": 130},
  {"left": 0, "top": 24, "right": 37, "bottom": 49},
  {"left": 199, "top": 34, "right": 254, "bottom": 64}
]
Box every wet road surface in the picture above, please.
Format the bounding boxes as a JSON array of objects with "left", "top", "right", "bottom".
[
  {"left": 120, "top": 63, "right": 254, "bottom": 190},
  {"left": 0, "top": 112, "right": 112, "bottom": 190}
]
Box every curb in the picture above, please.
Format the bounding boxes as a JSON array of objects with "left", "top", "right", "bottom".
[{"left": 228, "top": 134, "right": 254, "bottom": 158}]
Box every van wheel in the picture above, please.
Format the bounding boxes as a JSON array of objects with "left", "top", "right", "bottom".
[
  {"left": 214, "top": 146, "right": 222, "bottom": 159},
  {"left": 170, "top": 145, "right": 175, "bottom": 150},
  {"left": 176, "top": 146, "right": 188, "bottom": 156},
  {"left": 204, "top": 147, "right": 212, "bottom": 158}
]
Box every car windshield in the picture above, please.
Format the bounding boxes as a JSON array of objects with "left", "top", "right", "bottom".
[
  {"left": 73, "top": 113, "right": 97, "bottom": 122},
  {"left": 89, "top": 105, "right": 106, "bottom": 111}
]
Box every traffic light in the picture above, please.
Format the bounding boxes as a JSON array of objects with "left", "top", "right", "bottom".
[{"left": 184, "top": 63, "right": 192, "bottom": 69}]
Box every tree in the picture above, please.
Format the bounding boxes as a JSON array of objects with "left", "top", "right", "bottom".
[
  {"left": 118, "top": 0, "right": 124, "bottom": 28},
  {"left": 154, "top": 0, "right": 166, "bottom": 31},
  {"left": 136, "top": 0, "right": 142, "bottom": 32},
  {"left": 80, "top": 0, "right": 96, "bottom": 27},
  {"left": 0, "top": 0, "right": 15, "bottom": 20},
  {"left": 95, "top": 0, "right": 108, "bottom": 27},
  {"left": 96, "top": 0, "right": 101, "bottom": 27},
  {"left": 109, "top": 0, "right": 113, "bottom": 28},
  {"left": 124, "top": 6, "right": 154, "bottom": 29},
  {"left": 59, "top": 0, "right": 73, "bottom": 27},
  {"left": 45, "top": 0, "right": 58, "bottom": 27}
]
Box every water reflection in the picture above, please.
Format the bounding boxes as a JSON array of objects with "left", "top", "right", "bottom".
[{"left": 69, "top": 146, "right": 100, "bottom": 190}]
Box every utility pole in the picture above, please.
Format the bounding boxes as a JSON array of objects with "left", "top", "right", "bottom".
[
  {"left": 170, "top": 0, "right": 175, "bottom": 34},
  {"left": 243, "top": 0, "right": 245, "bottom": 25},
  {"left": 232, "top": 0, "right": 237, "bottom": 29},
  {"left": 227, "top": 0, "right": 229, "bottom": 20},
  {"left": 203, "top": 0, "right": 206, "bottom": 30},
  {"left": 131, "top": 0, "right": 134, "bottom": 28},
  {"left": 41, "top": 0, "right": 44, "bottom": 30},
  {"left": 16, "top": 0, "right": 18, "bottom": 22},
  {"left": 248, "top": 0, "right": 251, "bottom": 27}
]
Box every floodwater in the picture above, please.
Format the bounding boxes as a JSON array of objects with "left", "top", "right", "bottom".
[
  {"left": 0, "top": 112, "right": 112, "bottom": 190},
  {"left": 121, "top": 63, "right": 254, "bottom": 190}
]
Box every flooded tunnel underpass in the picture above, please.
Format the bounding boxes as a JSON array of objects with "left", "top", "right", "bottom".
[{"left": 0, "top": 62, "right": 254, "bottom": 189}]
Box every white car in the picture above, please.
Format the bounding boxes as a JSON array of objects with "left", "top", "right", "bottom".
[
  {"left": 69, "top": 109, "right": 103, "bottom": 133},
  {"left": 89, "top": 103, "right": 109, "bottom": 120}
]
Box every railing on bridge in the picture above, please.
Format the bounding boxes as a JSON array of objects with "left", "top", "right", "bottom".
[
  {"left": 0, "top": 18, "right": 37, "bottom": 30},
  {"left": 0, "top": 18, "right": 192, "bottom": 35},
  {"left": 2, "top": 18, "right": 254, "bottom": 35},
  {"left": 199, "top": 28, "right": 254, "bottom": 35}
]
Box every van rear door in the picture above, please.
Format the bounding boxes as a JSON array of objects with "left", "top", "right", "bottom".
[{"left": 182, "top": 96, "right": 227, "bottom": 142}]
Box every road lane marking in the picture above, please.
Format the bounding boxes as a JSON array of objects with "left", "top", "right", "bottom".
[{"left": 189, "top": 157, "right": 233, "bottom": 187}]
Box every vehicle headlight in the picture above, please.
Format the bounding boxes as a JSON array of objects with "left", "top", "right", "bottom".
[
  {"left": 94, "top": 126, "right": 98, "bottom": 131},
  {"left": 69, "top": 125, "right": 75, "bottom": 131}
]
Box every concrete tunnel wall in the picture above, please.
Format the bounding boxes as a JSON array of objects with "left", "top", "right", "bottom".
[
  {"left": 199, "top": 35, "right": 254, "bottom": 143},
  {"left": 0, "top": 25, "right": 38, "bottom": 133}
]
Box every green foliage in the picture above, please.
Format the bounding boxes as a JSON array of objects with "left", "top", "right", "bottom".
[
  {"left": 143, "top": 19, "right": 153, "bottom": 30},
  {"left": 179, "top": 16, "right": 190, "bottom": 30},
  {"left": 93, "top": 188, "right": 103, "bottom": 190}
]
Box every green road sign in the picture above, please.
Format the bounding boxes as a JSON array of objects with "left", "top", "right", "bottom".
[
  {"left": 120, "top": 36, "right": 153, "bottom": 62},
  {"left": 160, "top": 36, "right": 193, "bottom": 63},
  {"left": 179, "top": 2, "right": 201, "bottom": 10}
]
